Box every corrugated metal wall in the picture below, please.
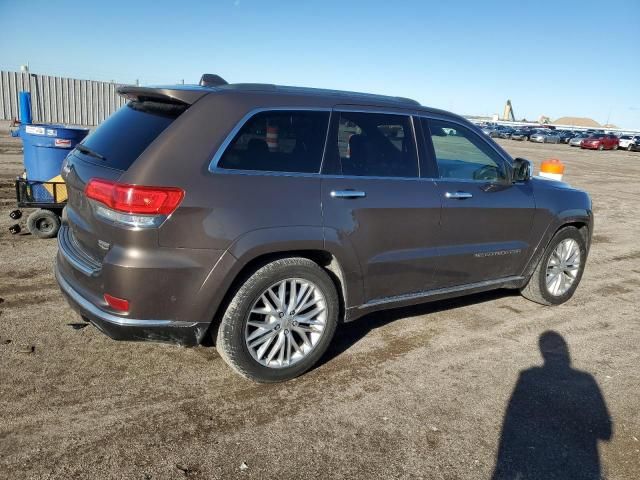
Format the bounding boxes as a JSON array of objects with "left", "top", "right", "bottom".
[{"left": 0, "top": 71, "right": 129, "bottom": 126}]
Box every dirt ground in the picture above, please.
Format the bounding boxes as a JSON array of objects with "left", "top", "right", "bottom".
[{"left": 0, "top": 131, "right": 639, "bottom": 480}]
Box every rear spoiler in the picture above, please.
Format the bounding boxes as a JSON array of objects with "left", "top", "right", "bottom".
[{"left": 116, "top": 86, "right": 209, "bottom": 106}]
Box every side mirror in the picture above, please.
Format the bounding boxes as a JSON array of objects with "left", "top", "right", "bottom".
[{"left": 512, "top": 158, "right": 533, "bottom": 182}]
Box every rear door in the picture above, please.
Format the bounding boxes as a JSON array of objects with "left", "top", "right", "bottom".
[
  {"left": 321, "top": 109, "right": 442, "bottom": 304},
  {"left": 420, "top": 117, "right": 536, "bottom": 287}
]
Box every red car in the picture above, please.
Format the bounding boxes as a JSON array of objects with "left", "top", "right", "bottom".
[{"left": 580, "top": 134, "right": 619, "bottom": 150}]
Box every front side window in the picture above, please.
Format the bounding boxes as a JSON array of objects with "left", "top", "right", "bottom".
[
  {"left": 336, "top": 112, "right": 418, "bottom": 178},
  {"left": 218, "top": 110, "right": 330, "bottom": 173},
  {"left": 424, "top": 118, "right": 507, "bottom": 182}
]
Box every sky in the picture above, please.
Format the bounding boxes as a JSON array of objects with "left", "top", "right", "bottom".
[{"left": 1, "top": 0, "right": 639, "bottom": 128}]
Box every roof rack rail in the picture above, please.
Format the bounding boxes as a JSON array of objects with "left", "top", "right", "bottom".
[{"left": 200, "top": 74, "right": 228, "bottom": 87}]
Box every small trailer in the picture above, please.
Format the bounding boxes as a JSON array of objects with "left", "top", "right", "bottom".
[{"left": 9, "top": 178, "right": 67, "bottom": 238}]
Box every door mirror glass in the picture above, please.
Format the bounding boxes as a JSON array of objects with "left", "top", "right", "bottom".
[{"left": 512, "top": 158, "right": 533, "bottom": 182}]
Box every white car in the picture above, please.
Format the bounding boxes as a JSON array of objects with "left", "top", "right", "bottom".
[{"left": 618, "top": 135, "right": 640, "bottom": 151}]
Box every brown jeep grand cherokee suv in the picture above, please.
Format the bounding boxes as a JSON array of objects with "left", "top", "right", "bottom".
[{"left": 56, "top": 75, "right": 592, "bottom": 382}]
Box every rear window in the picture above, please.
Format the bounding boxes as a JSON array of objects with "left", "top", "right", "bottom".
[{"left": 77, "top": 100, "right": 186, "bottom": 170}]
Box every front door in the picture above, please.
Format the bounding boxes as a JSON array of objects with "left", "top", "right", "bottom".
[
  {"left": 322, "top": 110, "right": 442, "bottom": 304},
  {"left": 421, "top": 117, "right": 536, "bottom": 287}
]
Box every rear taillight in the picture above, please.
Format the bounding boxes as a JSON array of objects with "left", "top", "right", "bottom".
[
  {"left": 85, "top": 179, "right": 184, "bottom": 215},
  {"left": 85, "top": 179, "right": 184, "bottom": 227}
]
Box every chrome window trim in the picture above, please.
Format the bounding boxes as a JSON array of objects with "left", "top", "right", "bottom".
[
  {"left": 208, "top": 106, "right": 424, "bottom": 179},
  {"left": 332, "top": 106, "right": 418, "bottom": 115},
  {"left": 321, "top": 174, "right": 435, "bottom": 182},
  {"left": 208, "top": 107, "right": 332, "bottom": 174}
]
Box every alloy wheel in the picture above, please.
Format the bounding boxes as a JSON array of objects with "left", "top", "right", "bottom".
[
  {"left": 245, "top": 278, "right": 327, "bottom": 368},
  {"left": 545, "top": 239, "right": 581, "bottom": 296}
]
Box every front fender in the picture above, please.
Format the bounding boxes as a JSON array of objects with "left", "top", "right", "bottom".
[
  {"left": 521, "top": 178, "right": 593, "bottom": 281},
  {"left": 522, "top": 207, "right": 593, "bottom": 282}
]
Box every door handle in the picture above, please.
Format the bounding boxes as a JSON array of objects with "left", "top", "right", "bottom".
[
  {"left": 445, "top": 191, "right": 473, "bottom": 199},
  {"left": 331, "top": 190, "right": 366, "bottom": 199}
]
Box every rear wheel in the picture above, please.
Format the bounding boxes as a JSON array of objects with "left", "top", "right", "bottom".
[
  {"left": 521, "top": 226, "right": 587, "bottom": 306},
  {"left": 26, "top": 209, "right": 60, "bottom": 239},
  {"left": 216, "top": 257, "right": 339, "bottom": 382}
]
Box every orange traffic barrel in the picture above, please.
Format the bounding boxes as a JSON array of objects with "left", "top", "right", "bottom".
[
  {"left": 540, "top": 158, "right": 565, "bottom": 181},
  {"left": 266, "top": 126, "right": 279, "bottom": 151}
]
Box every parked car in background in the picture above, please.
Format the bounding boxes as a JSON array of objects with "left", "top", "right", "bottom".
[
  {"left": 498, "top": 127, "right": 515, "bottom": 139},
  {"left": 488, "top": 127, "right": 503, "bottom": 138},
  {"left": 54, "top": 76, "right": 594, "bottom": 382},
  {"left": 510, "top": 129, "right": 530, "bottom": 141},
  {"left": 481, "top": 126, "right": 495, "bottom": 137},
  {"left": 530, "top": 131, "right": 561, "bottom": 144},
  {"left": 556, "top": 130, "right": 575, "bottom": 143},
  {"left": 580, "top": 134, "right": 619, "bottom": 150},
  {"left": 618, "top": 135, "right": 640, "bottom": 151},
  {"left": 570, "top": 133, "right": 589, "bottom": 147}
]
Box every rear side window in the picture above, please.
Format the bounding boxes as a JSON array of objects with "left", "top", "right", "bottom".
[
  {"left": 425, "top": 118, "right": 507, "bottom": 182},
  {"left": 78, "top": 101, "right": 185, "bottom": 170},
  {"left": 336, "top": 112, "right": 418, "bottom": 178},
  {"left": 218, "top": 111, "right": 330, "bottom": 173}
]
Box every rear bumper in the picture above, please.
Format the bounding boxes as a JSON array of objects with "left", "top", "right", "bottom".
[{"left": 55, "top": 260, "right": 209, "bottom": 346}]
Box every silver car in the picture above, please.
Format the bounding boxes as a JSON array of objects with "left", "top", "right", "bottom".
[
  {"left": 569, "top": 135, "right": 588, "bottom": 147},
  {"left": 530, "top": 131, "right": 561, "bottom": 144}
]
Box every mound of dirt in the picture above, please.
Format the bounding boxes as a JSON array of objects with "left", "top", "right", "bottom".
[{"left": 554, "top": 117, "right": 601, "bottom": 127}]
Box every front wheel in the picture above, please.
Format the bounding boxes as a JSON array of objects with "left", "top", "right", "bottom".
[
  {"left": 216, "top": 257, "right": 339, "bottom": 382},
  {"left": 521, "top": 226, "right": 587, "bottom": 306}
]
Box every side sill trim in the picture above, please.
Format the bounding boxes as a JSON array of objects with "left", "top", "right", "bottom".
[{"left": 360, "top": 276, "right": 525, "bottom": 309}]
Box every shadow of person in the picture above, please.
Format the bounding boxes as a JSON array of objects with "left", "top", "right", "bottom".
[{"left": 492, "top": 331, "right": 612, "bottom": 480}]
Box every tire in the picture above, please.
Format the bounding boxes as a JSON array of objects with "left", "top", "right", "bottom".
[
  {"left": 216, "top": 257, "right": 339, "bottom": 382},
  {"left": 628, "top": 144, "right": 633, "bottom": 151},
  {"left": 26, "top": 209, "right": 60, "bottom": 239},
  {"left": 598, "top": 144, "right": 604, "bottom": 151},
  {"left": 521, "top": 226, "right": 587, "bottom": 306}
]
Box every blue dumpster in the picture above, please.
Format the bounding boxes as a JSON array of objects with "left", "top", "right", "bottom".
[{"left": 12, "top": 124, "right": 89, "bottom": 200}]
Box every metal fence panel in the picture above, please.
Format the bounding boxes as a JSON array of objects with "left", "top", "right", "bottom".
[{"left": 0, "top": 70, "right": 129, "bottom": 126}]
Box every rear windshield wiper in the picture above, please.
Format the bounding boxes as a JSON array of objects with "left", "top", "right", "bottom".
[{"left": 75, "top": 144, "right": 107, "bottom": 161}]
